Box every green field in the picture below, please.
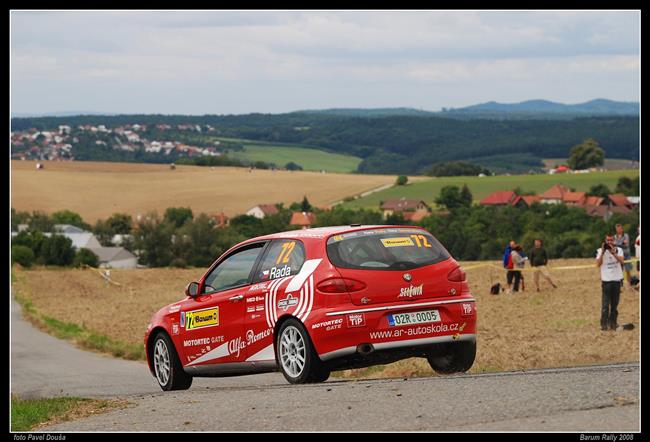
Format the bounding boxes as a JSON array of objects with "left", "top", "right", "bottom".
[
  {"left": 214, "top": 138, "right": 362, "bottom": 173},
  {"left": 342, "top": 169, "right": 639, "bottom": 209}
]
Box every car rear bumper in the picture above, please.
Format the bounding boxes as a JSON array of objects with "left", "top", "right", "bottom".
[{"left": 309, "top": 295, "right": 477, "bottom": 362}]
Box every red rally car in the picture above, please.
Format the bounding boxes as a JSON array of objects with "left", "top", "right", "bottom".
[{"left": 145, "top": 225, "right": 477, "bottom": 390}]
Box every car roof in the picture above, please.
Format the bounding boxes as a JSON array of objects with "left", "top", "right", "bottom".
[{"left": 248, "top": 225, "right": 427, "bottom": 243}]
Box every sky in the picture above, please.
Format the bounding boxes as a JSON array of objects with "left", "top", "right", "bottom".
[{"left": 10, "top": 10, "right": 640, "bottom": 115}]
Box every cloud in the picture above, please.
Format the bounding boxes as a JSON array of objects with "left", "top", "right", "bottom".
[{"left": 9, "top": 10, "right": 640, "bottom": 114}]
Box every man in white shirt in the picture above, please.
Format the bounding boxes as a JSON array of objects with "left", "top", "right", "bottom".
[{"left": 596, "top": 234, "right": 625, "bottom": 331}]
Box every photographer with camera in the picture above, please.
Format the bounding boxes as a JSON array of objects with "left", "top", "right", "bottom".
[{"left": 596, "top": 234, "right": 625, "bottom": 331}]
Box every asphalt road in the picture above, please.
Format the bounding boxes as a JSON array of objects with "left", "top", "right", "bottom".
[{"left": 11, "top": 298, "right": 640, "bottom": 432}]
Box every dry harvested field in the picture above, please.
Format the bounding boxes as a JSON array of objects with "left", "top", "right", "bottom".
[
  {"left": 10, "top": 160, "right": 412, "bottom": 223},
  {"left": 12, "top": 258, "right": 640, "bottom": 377}
]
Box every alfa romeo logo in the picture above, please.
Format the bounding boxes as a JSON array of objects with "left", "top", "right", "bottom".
[{"left": 403, "top": 273, "right": 412, "bottom": 282}]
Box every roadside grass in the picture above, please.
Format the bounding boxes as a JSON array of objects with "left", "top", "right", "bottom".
[
  {"left": 11, "top": 394, "right": 127, "bottom": 431},
  {"left": 13, "top": 269, "right": 145, "bottom": 360}
]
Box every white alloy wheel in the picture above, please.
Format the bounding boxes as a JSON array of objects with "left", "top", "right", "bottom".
[
  {"left": 154, "top": 338, "right": 171, "bottom": 387},
  {"left": 279, "top": 325, "right": 306, "bottom": 378}
]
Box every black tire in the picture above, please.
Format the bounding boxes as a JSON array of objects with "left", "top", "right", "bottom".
[
  {"left": 276, "top": 319, "right": 330, "bottom": 384},
  {"left": 427, "top": 340, "right": 476, "bottom": 374},
  {"left": 152, "top": 332, "right": 193, "bottom": 391}
]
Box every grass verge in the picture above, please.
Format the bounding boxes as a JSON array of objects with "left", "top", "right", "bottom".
[
  {"left": 12, "top": 270, "right": 145, "bottom": 360},
  {"left": 11, "top": 394, "right": 127, "bottom": 431}
]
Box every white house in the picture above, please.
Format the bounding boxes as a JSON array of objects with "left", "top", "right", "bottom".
[
  {"left": 87, "top": 247, "right": 138, "bottom": 269},
  {"left": 246, "top": 204, "right": 279, "bottom": 219}
]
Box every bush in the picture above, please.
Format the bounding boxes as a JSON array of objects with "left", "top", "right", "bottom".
[
  {"left": 40, "top": 235, "right": 75, "bottom": 266},
  {"left": 395, "top": 175, "right": 408, "bottom": 186},
  {"left": 12, "top": 245, "right": 35, "bottom": 267},
  {"left": 73, "top": 249, "right": 99, "bottom": 268}
]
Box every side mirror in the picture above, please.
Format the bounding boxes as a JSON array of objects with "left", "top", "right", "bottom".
[{"left": 185, "top": 282, "right": 199, "bottom": 297}]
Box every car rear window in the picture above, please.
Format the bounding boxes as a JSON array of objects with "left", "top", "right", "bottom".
[{"left": 326, "top": 228, "right": 450, "bottom": 271}]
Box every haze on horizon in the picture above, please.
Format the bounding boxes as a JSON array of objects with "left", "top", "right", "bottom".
[{"left": 10, "top": 10, "right": 640, "bottom": 116}]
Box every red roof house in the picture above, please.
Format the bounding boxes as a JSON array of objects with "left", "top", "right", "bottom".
[
  {"left": 562, "top": 191, "right": 587, "bottom": 206},
  {"left": 520, "top": 195, "right": 542, "bottom": 207},
  {"left": 479, "top": 190, "right": 518, "bottom": 206},
  {"left": 541, "top": 184, "right": 571, "bottom": 204},
  {"left": 290, "top": 212, "right": 317, "bottom": 229},
  {"left": 246, "top": 204, "right": 280, "bottom": 219},
  {"left": 608, "top": 193, "right": 633, "bottom": 209}
]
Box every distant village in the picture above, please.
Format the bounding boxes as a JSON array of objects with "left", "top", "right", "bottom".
[{"left": 10, "top": 123, "right": 222, "bottom": 161}]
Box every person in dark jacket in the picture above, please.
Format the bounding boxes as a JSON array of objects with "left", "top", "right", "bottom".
[{"left": 529, "top": 239, "right": 558, "bottom": 292}]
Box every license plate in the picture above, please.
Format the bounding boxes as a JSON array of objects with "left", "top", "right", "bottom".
[{"left": 388, "top": 309, "right": 441, "bottom": 327}]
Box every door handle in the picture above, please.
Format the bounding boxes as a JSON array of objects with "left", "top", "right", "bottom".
[{"left": 229, "top": 295, "right": 244, "bottom": 302}]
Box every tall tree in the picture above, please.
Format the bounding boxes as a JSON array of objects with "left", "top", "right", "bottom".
[{"left": 567, "top": 138, "right": 605, "bottom": 170}]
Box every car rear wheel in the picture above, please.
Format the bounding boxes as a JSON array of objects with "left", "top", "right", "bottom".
[
  {"left": 427, "top": 340, "right": 476, "bottom": 374},
  {"left": 153, "top": 332, "right": 193, "bottom": 391},
  {"left": 277, "top": 319, "right": 330, "bottom": 384}
]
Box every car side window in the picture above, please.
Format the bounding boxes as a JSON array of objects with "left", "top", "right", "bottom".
[
  {"left": 203, "top": 244, "right": 265, "bottom": 294},
  {"left": 253, "top": 240, "right": 306, "bottom": 283}
]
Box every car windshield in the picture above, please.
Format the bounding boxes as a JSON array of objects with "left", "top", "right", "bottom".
[{"left": 326, "top": 228, "right": 450, "bottom": 270}]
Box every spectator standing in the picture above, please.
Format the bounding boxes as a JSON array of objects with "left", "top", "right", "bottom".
[
  {"left": 596, "top": 234, "right": 625, "bottom": 331},
  {"left": 503, "top": 240, "right": 515, "bottom": 293},
  {"left": 614, "top": 224, "right": 633, "bottom": 286},
  {"left": 634, "top": 227, "right": 640, "bottom": 290},
  {"left": 529, "top": 239, "right": 558, "bottom": 292},
  {"left": 635, "top": 227, "right": 640, "bottom": 273},
  {"left": 507, "top": 245, "right": 526, "bottom": 294}
]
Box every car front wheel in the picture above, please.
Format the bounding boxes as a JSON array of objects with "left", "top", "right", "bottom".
[
  {"left": 276, "top": 319, "right": 330, "bottom": 384},
  {"left": 427, "top": 340, "right": 476, "bottom": 374},
  {"left": 152, "top": 332, "right": 193, "bottom": 391}
]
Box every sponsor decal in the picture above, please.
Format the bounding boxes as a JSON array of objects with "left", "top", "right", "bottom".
[
  {"left": 461, "top": 303, "right": 473, "bottom": 316},
  {"left": 370, "top": 322, "right": 460, "bottom": 340},
  {"left": 255, "top": 305, "right": 265, "bottom": 311},
  {"left": 346, "top": 313, "right": 366, "bottom": 328},
  {"left": 247, "top": 306, "right": 256, "bottom": 313},
  {"left": 247, "top": 294, "right": 266, "bottom": 303},
  {"left": 381, "top": 237, "right": 415, "bottom": 248},
  {"left": 251, "top": 314, "right": 262, "bottom": 319},
  {"left": 249, "top": 284, "right": 268, "bottom": 292},
  {"left": 261, "top": 270, "right": 270, "bottom": 280},
  {"left": 180, "top": 311, "right": 185, "bottom": 327},
  {"left": 277, "top": 293, "right": 299, "bottom": 311},
  {"left": 183, "top": 336, "right": 224, "bottom": 347},
  {"left": 332, "top": 235, "right": 344, "bottom": 242},
  {"left": 448, "top": 288, "right": 457, "bottom": 296},
  {"left": 312, "top": 318, "right": 344, "bottom": 331},
  {"left": 169, "top": 305, "right": 181, "bottom": 313},
  {"left": 228, "top": 329, "right": 273, "bottom": 358},
  {"left": 172, "top": 323, "right": 179, "bottom": 335},
  {"left": 184, "top": 307, "right": 219, "bottom": 331},
  {"left": 398, "top": 284, "right": 424, "bottom": 298}
]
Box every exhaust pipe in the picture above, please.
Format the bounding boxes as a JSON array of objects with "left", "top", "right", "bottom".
[{"left": 356, "top": 343, "right": 374, "bottom": 356}]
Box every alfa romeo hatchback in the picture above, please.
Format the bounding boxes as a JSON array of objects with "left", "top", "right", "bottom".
[{"left": 145, "top": 225, "right": 477, "bottom": 390}]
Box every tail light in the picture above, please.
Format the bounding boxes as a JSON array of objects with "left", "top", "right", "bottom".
[
  {"left": 448, "top": 267, "right": 466, "bottom": 282},
  {"left": 317, "top": 278, "right": 366, "bottom": 293}
]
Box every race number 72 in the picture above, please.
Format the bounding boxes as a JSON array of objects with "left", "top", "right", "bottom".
[
  {"left": 410, "top": 234, "right": 432, "bottom": 248},
  {"left": 276, "top": 241, "right": 296, "bottom": 264}
]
